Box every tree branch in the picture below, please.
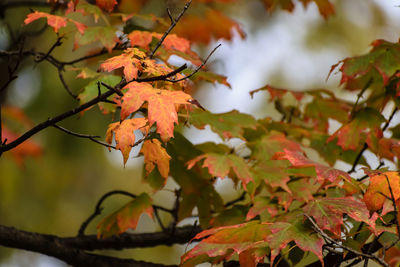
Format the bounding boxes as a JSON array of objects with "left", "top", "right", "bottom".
[
  {"left": 0, "top": 85, "right": 120, "bottom": 154},
  {"left": 0, "top": 224, "right": 187, "bottom": 267}
]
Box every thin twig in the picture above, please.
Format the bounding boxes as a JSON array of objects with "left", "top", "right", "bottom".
[
  {"left": 305, "top": 214, "right": 389, "bottom": 267},
  {"left": 348, "top": 143, "right": 368, "bottom": 174},
  {"left": 165, "top": 44, "right": 221, "bottom": 83},
  {"left": 35, "top": 36, "right": 63, "bottom": 63},
  {"left": 100, "top": 82, "right": 124, "bottom": 97},
  {"left": 385, "top": 174, "right": 400, "bottom": 238},
  {"left": 382, "top": 107, "right": 398, "bottom": 132},
  {"left": 58, "top": 68, "right": 78, "bottom": 99},
  {"left": 52, "top": 124, "right": 116, "bottom": 149},
  {"left": 78, "top": 190, "right": 173, "bottom": 236},
  {"left": 224, "top": 192, "right": 246, "bottom": 207},
  {"left": 149, "top": 0, "right": 192, "bottom": 59},
  {"left": 135, "top": 64, "right": 187, "bottom": 82}
]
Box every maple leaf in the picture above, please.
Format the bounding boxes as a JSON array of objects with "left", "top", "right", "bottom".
[
  {"left": 375, "top": 138, "right": 400, "bottom": 161},
  {"left": 140, "top": 139, "right": 171, "bottom": 183},
  {"left": 121, "top": 82, "right": 192, "bottom": 141},
  {"left": 263, "top": 0, "right": 334, "bottom": 19},
  {"left": 327, "top": 108, "right": 385, "bottom": 151},
  {"left": 173, "top": 8, "right": 245, "bottom": 44},
  {"left": 267, "top": 220, "right": 324, "bottom": 265},
  {"left": 127, "top": 30, "right": 153, "bottom": 49},
  {"left": 24, "top": 11, "right": 87, "bottom": 34},
  {"left": 333, "top": 40, "right": 400, "bottom": 90},
  {"left": 66, "top": 0, "right": 102, "bottom": 23},
  {"left": 274, "top": 149, "right": 351, "bottom": 186},
  {"left": 97, "top": 193, "right": 153, "bottom": 239},
  {"left": 24, "top": 11, "right": 67, "bottom": 33},
  {"left": 187, "top": 153, "right": 253, "bottom": 190},
  {"left": 363, "top": 171, "right": 400, "bottom": 212},
  {"left": 100, "top": 48, "right": 146, "bottom": 81},
  {"left": 249, "top": 132, "right": 302, "bottom": 160},
  {"left": 183, "top": 69, "right": 231, "bottom": 88},
  {"left": 74, "top": 26, "right": 118, "bottom": 53},
  {"left": 189, "top": 109, "right": 258, "bottom": 140},
  {"left": 246, "top": 196, "right": 278, "bottom": 221},
  {"left": 153, "top": 33, "right": 191, "bottom": 54},
  {"left": 304, "top": 96, "right": 352, "bottom": 132},
  {"left": 250, "top": 84, "right": 304, "bottom": 101},
  {"left": 304, "top": 197, "right": 377, "bottom": 236},
  {"left": 105, "top": 118, "right": 148, "bottom": 165},
  {"left": 181, "top": 222, "right": 271, "bottom": 267},
  {"left": 165, "top": 133, "right": 224, "bottom": 226},
  {"left": 96, "top": 0, "right": 117, "bottom": 12}
]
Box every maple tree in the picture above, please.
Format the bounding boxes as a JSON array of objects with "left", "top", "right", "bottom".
[{"left": 1, "top": 0, "right": 400, "bottom": 267}]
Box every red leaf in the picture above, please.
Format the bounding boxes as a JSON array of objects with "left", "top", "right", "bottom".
[
  {"left": 304, "top": 197, "right": 377, "bottom": 236},
  {"left": 327, "top": 108, "right": 385, "bottom": 151},
  {"left": 274, "top": 149, "right": 351, "bottom": 184},
  {"left": 96, "top": 0, "right": 117, "bottom": 12},
  {"left": 181, "top": 222, "right": 270, "bottom": 266}
]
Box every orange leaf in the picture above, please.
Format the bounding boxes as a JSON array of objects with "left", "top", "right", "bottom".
[
  {"left": 24, "top": 10, "right": 87, "bottom": 35},
  {"left": 100, "top": 48, "right": 146, "bottom": 81},
  {"left": 24, "top": 11, "right": 67, "bottom": 33},
  {"left": 363, "top": 171, "right": 400, "bottom": 212},
  {"left": 121, "top": 82, "right": 192, "bottom": 141},
  {"left": 128, "top": 30, "right": 153, "bottom": 49},
  {"left": 105, "top": 118, "right": 148, "bottom": 165},
  {"left": 140, "top": 139, "right": 171, "bottom": 181}
]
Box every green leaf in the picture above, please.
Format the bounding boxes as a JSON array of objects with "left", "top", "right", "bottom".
[
  {"left": 74, "top": 26, "right": 118, "bottom": 53},
  {"left": 189, "top": 109, "right": 258, "bottom": 140},
  {"left": 78, "top": 75, "right": 121, "bottom": 114}
]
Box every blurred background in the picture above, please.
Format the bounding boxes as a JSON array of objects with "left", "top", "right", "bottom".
[{"left": 0, "top": 0, "right": 400, "bottom": 265}]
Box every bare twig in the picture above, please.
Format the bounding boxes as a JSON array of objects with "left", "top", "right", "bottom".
[
  {"left": 52, "top": 124, "right": 116, "bottom": 149},
  {"left": 135, "top": 64, "right": 187, "bottom": 82},
  {"left": 35, "top": 36, "right": 63, "bottom": 63},
  {"left": 58, "top": 67, "right": 78, "bottom": 98},
  {"left": 149, "top": 0, "right": 192, "bottom": 59},
  {"left": 78, "top": 190, "right": 173, "bottom": 237},
  {"left": 165, "top": 44, "right": 221, "bottom": 83},
  {"left": 385, "top": 174, "right": 400, "bottom": 238},
  {"left": 100, "top": 82, "right": 124, "bottom": 97}
]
